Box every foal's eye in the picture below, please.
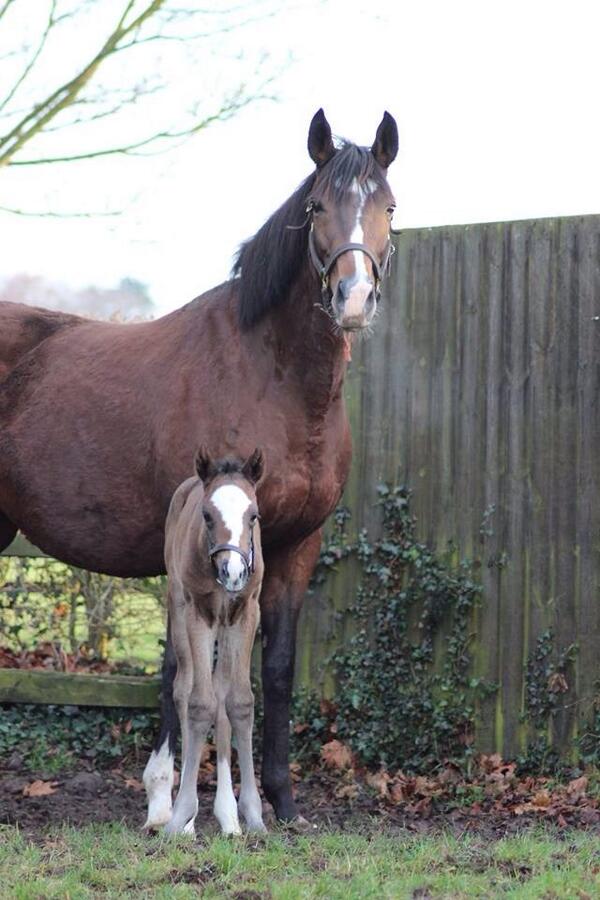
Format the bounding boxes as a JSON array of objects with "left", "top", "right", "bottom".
[
  {"left": 386, "top": 205, "right": 396, "bottom": 217},
  {"left": 202, "top": 512, "right": 213, "bottom": 527},
  {"left": 250, "top": 513, "right": 259, "bottom": 525}
]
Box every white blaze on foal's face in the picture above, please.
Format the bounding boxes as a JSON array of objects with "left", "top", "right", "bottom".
[{"left": 209, "top": 484, "right": 252, "bottom": 592}]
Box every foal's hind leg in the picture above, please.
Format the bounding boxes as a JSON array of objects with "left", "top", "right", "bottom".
[
  {"left": 143, "top": 620, "right": 178, "bottom": 829},
  {"left": 166, "top": 604, "right": 217, "bottom": 836}
]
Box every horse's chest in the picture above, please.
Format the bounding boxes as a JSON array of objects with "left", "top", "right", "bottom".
[{"left": 260, "top": 454, "right": 348, "bottom": 543}]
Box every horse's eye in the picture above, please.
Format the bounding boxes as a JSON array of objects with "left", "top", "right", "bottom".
[
  {"left": 203, "top": 512, "right": 213, "bottom": 527},
  {"left": 250, "top": 513, "right": 258, "bottom": 525},
  {"left": 386, "top": 206, "right": 396, "bottom": 217},
  {"left": 307, "top": 199, "right": 324, "bottom": 215}
]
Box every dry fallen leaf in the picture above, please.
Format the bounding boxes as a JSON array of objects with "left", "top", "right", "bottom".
[
  {"left": 335, "top": 782, "right": 359, "bottom": 801},
  {"left": 124, "top": 777, "right": 144, "bottom": 792},
  {"left": 548, "top": 672, "right": 569, "bottom": 693},
  {"left": 23, "top": 780, "right": 59, "bottom": 797},
  {"left": 390, "top": 781, "right": 406, "bottom": 804},
  {"left": 366, "top": 770, "right": 391, "bottom": 798},
  {"left": 567, "top": 776, "right": 588, "bottom": 801},
  {"left": 321, "top": 740, "right": 353, "bottom": 770},
  {"left": 289, "top": 762, "right": 302, "bottom": 783}
]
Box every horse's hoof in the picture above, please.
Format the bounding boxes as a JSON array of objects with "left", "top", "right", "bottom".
[
  {"left": 279, "top": 814, "right": 315, "bottom": 833},
  {"left": 246, "top": 821, "right": 268, "bottom": 834}
]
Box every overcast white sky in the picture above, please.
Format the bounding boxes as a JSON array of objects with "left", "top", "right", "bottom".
[{"left": 1, "top": 0, "right": 599, "bottom": 315}]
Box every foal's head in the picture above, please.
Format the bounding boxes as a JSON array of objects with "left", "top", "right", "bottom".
[
  {"left": 306, "top": 109, "right": 399, "bottom": 331},
  {"left": 195, "top": 447, "right": 264, "bottom": 594}
]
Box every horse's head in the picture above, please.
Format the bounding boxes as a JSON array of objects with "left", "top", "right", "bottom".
[
  {"left": 195, "top": 446, "right": 264, "bottom": 594},
  {"left": 306, "top": 109, "right": 398, "bottom": 331}
]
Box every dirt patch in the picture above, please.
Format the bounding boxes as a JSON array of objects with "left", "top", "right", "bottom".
[{"left": 2, "top": 760, "right": 600, "bottom": 841}]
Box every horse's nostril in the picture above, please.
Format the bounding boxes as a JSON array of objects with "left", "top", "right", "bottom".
[{"left": 221, "top": 561, "right": 229, "bottom": 580}]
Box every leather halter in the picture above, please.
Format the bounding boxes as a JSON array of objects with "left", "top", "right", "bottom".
[
  {"left": 308, "top": 224, "right": 394, "bottom": 305},
  {"left": 209, "top": 528, "right": 255, "bottom": 588}
]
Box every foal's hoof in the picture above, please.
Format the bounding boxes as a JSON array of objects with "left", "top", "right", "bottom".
[{"left": 163, "top": 817, "right": 196, "bottom": 838}]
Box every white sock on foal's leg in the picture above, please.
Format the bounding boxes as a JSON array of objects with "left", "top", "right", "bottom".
[
  {"left": 143, "top": 740, "right": 174, "bottom": 828},
  {"left": 214, "top": 755, "right": 242, "bottom": 835}
]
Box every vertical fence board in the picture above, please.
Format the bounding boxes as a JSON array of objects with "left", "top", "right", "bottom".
[{"left": 297, "top": 213, "right": 600, "bottom": 760}]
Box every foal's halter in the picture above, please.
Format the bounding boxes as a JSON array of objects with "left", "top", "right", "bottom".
[
  {"left": 307, "top": 220, "right": 395, "bottom": 306},
  {"left": 208, "top": 526, "right": 256, "bottom": 588}
]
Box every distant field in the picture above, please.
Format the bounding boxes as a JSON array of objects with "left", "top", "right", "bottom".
[{"left": 1, "top": 823, "right": 599, "bottom": 899}]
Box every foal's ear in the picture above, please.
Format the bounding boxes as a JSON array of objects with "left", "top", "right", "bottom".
[
  {"left": 242, "top": 448, "right": 265, "bottom": 485},
  {"left": 371, "top": 111, "right": 399, "bottom": 169},
  {"left": 308, "top": 108, "right": 336, "bottom": 168},
  {"left": 195, "top": 445, "right": 216, "bottom": 483}
]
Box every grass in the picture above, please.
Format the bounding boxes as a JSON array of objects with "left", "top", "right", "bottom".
[{"left": 0, "top": 824, "right": 599, "bottom": 898}]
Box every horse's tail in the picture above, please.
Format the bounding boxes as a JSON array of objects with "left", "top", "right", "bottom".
[{"left": 0, "top": 301, "right": 84, "bottom": 382}]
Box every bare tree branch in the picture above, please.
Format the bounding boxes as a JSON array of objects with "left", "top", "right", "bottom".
[
  {"left": 7, "top": 87, "right": 267, "bottom": 165},
  {"left": 0, "top": 204, "right": 120, "bottom": 217},
  {"left": 0, "top": 0, "right": 17, "bottom": 21},
  {"left": 0, "top": 0, "right": 169, "bottom": 167},
  {"left": 0, "top": 0, "right": 58, "bottom": 113},
  {"left": 0, "top": 0, "right": 278, "bottom": 181}
]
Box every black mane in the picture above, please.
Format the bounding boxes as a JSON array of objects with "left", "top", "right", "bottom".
[{"left": 232, "top": 142, "right": 387, "bottom": 330}]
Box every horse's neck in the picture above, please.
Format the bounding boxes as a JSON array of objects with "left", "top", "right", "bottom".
[{"left": 261, "top": 269, "right": 347, "bottom": 419}]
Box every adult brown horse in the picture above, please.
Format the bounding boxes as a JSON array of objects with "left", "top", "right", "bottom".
[{"left": 0, "top": 109, "right": 398, "bottom": 823}]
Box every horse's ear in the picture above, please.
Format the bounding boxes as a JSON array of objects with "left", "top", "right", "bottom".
[
  {"left": 308, "top": 108, "right": 336, "bottom": 168},
  {"left": 371, "top": 111, "right": 399, "bottom": 169},
  {"left": 242, "top": 448, "right": 265, "bottom": 485},
  {"left": 195, "top": 445, "right": 216, "bottom": 483}
]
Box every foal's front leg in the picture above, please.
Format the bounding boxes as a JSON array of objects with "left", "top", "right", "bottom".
[
  {"left": 213, "top": 699, "right": 242, "bottom": 835},
  {"left": 221, "top": 596, "right": 266, "bottom": 833},
  {"left": 166, "top": 604, "right": 216, "bottom": 835}
]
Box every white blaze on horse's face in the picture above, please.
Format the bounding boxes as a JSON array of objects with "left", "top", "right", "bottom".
[
  {"left": 210, "top": 484, "right": 252, "bottom": 593},
  {"left": 315, "top": 175, "right": 395, "bottom": 332},
  {"left": 339, "top": 178, "right": 378, "bottom": 326}
]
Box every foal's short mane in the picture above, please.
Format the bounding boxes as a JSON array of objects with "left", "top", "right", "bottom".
[
  {"left": 210, "top": 457, "right": 246, "bottom": 477},
  {"left": 232, "top": 142, "right": 388, "bottom": 330}
]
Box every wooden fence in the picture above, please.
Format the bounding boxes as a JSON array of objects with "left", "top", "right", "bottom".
[
  {"left": 297, "top": 213, "right": 600, "bottom": 759},
  {"left": 3, "top": 214, "right": 600, "bottom": 759}
]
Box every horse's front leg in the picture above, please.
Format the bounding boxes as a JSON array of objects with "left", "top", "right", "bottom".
[{"left": 260, "top": 531, "right": 322, "bottom": 822}]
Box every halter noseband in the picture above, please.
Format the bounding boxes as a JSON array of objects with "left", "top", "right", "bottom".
[
  {"left": 208, "top": 528, "right": 255, "bottom": 588},
  {"left": 307, "top": 223, "right": 395, "bottom": 306}
]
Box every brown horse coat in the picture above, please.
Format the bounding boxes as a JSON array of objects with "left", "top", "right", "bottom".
[{"left": 0, "top": 109, "right": 398, "bottom": 821}]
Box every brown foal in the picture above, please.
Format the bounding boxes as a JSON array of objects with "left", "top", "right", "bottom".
[{"left": 158, "top": 448, "right": 266, "bottom": 836}]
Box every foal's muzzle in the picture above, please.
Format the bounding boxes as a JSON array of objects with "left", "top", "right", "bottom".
[{"left": 209, "top": 543, "right": 253, "bottom": 594}]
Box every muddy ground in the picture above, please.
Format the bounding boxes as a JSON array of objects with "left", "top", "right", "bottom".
[{"left": 3, "top": 754, "right": 600, "bottom": 841}]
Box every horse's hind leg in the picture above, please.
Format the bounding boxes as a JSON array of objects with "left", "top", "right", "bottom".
[
  {"left": 0, "top": 511, "right": 17, "bottom": 553},
  {"left": 143, "top": 621, "right": 178, "bottom": 829}
]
